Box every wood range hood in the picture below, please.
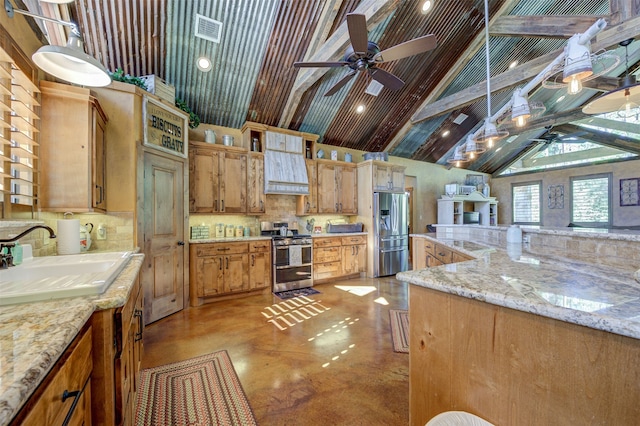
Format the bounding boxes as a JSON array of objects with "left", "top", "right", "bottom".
[{"left": 263, "top": 149, "right": 310, "bottom": 195}]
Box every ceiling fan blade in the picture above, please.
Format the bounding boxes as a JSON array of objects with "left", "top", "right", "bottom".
[
  {"left": 324, "top": 71, "right": 357, "bottom": 96},
  {"left": 374, "top": 34, "right": 437, "bottom": 63},
  {"left": 347, "top": 13, "right": 369, "bottom": 55},
  {"left": 294, "top": 61, "right": 349, "bottom": 68},
  {"left": 369, "top": 68, "right": 404, "bottom": 91}
]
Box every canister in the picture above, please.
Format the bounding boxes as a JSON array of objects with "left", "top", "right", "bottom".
[
  {"left": 235, "top": 225, "right": 244, "bottom": 237},
  {"left": 215, "top": 223, "right": 225, "bottom": 238},
  {"left": 243, "top": 226, "right": 250, "bottom": 237},
  {"left": 225, "top": 224, "right": 235, "bottom": 237}
]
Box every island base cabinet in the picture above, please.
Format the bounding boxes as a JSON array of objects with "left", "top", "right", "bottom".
[
  {"left": 16, "top": 325, "right": 93, "bottom": 426},
  {"left": 410, "top": 286, "right": 640, "bottom": 426}
]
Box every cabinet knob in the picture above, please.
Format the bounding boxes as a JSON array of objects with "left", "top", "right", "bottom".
[{"left": 177, "top": 241, "right": 185, "bottom": 246}]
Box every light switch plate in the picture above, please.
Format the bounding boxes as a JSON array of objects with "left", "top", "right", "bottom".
[{"left": 97, "top": 224, "right": 107, "bottom": 240}]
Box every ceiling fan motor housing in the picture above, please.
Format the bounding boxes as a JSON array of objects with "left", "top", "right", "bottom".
[{"left": 343, "top": 41, "right": 380, "bottom": 65}]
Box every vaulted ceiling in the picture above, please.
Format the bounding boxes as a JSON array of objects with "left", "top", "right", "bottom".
[{"left": 20, "top": 0, "right": 640, "bottom": 174}]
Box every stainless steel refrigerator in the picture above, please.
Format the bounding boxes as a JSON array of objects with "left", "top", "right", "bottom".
[{"left": 373, "top": 192, "right": 409, "bottom": 277}]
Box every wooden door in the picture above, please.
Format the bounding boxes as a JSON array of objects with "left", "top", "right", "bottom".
[
  {"left": 338, "top": 165, "right": 357, "bottom": 214},
  {"left": 142, "top": 152, "right": 186, "bottom": 324},
  {"left": 189, "top": 148, "right": 220, "bottom": 212},
  {"left": 317, "top": 163, "right": 337, "bottom": 213},
  {"left": 226, "top": 253, "right": 249, "bottom": 292},
  {"left": 356, "top": 243, "right": 367, "bottom": 272},
  {"left": 306, "top": 159, "right": 318, "bottom": 213},
  {"left": 220, "top": 152, "right": 247, "bottom": 213},
  {"left": 247, "top": 153, "right": 265, "bottom": 213},
  {"left": 390, "top": 166, "right": 405, "bottom": 191},
  {"left": 373, "top": 164, "right": 390, "bottom": 191},
  {"left": 197, "top": 256, "right": 225, "bottom": 297},
  {"left": 342, "top": 245, "right": 357, "bottom": 275}
]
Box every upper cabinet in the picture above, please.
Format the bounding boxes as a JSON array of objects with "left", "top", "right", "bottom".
[
  {"left": 317, "top": 160, "right": 357, "bottom": 215},
  {"left": 296, "top": 159, "right": 318, "bottom": 215},
  {"left": 40, "top": 81, "right": 108, "bottom": 212},
  {"left": 189, "top": 142, "right": 247, "bottom": 213},
  {"left": 247, "top": 152, "right": 265, "bottom": 214},
  {"left": 373, "top": 163, "right": 405, "bottom": 192}
]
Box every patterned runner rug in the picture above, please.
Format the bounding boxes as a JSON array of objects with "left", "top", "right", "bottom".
[
  {"left": 389, "top": 310, "right": 409, "bottom": 353},
  {"left": 274, "top": 287, "right": 321, "bottom": 300},
  {"left": 135, "top": 350, "right": 257, "bottom": 426}
]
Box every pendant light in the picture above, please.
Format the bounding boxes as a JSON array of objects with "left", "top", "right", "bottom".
[
  {"left": 582, "top": 38, "right": 640, "bottom": 119},
  {"left": 447, "top": 146, "right": 469, "bottom": 168},
  {"left": 464, "top": 135, "right": 486, "bottom": 159},
  {"left": 471, "top": 0, "right": 508, "bottom": 148},
  {"left": 5, "top": 0, "right": 111, "bottom": 87}
]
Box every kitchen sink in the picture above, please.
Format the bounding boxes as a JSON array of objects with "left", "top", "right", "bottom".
[{"left": 0, "top": 251, "right": 133, "bottom": 306}]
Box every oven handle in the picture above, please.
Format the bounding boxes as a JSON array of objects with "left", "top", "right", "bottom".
[{"left": 275, "top": 263, "right": 313, "bottom": 269}]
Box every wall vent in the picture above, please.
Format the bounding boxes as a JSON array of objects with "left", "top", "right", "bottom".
[
  {"left": 452, "top": 113, "right": 468, "bottom": 125},
  {"left": 194, "top": 14, "right": 223, "bottom": 43}
]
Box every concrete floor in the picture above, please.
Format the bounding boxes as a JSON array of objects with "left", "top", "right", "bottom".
[{"left": 142, "top": 276, "right": 410, "bottom": 425}]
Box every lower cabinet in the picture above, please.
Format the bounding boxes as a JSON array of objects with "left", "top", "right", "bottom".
[
  {"left": 190, "top": 240, "right": 271, "bottom": 305},
  {"left": 313, "top": 235, "right": 367, "bottom": 283},
  {"left": 91, "top": 274, "right": 144, "bottom": 426},
  {"left": 17, "top": 324, "right": 93, "bottom": 426},
  {"left": 413, "top": 238, "right": 473, "bottom": 269}
]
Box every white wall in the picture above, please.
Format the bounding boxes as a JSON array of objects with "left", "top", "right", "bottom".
[{"left": 491, "top": 159, "right": 640, "bottom": 227}]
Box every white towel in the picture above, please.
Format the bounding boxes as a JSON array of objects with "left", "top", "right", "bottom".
[{"left": 289, "top": 245, "right": 302, "bottom": 266}]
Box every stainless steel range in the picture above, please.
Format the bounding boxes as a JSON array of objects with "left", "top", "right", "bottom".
[{"left": 261, "top": 221, "right": 313, "bottom": 292}]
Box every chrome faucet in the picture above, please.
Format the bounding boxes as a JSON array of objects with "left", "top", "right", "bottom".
[{"left": 0, "top": 225, "right": 56, "bottom": 269}]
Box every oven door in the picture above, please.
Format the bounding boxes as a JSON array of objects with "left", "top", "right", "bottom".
[{"left": 274, "top": 245, "right": 312, "bottom": 266}]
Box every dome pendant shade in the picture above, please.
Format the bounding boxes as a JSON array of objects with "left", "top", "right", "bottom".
[
  {"left": 32, "top": 32, "right": 112, "bottom": 87},
  {"left": 562, "top": 36, "right": 594, "bottom": 83}
]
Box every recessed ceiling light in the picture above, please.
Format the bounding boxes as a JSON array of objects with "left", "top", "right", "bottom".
[
  {"left": 442, "top": 130, "right": 450, "bottom": 137},
  {"left": 509, "top": 60, "right": 519, "bottom": 69},
  {"left": 496, "top": 147, "right": 502, "bottom": 152},
  {"left": 556, "top": 95, "right": 566, "bottom": 103},
  {"left": 196, "top": 56, "right": 212, "bottom": 72},
  {"left": 356, "top": 104, "right": 365, "bottom": 113},
  {"left": 421, "top": 1, "right": 433, "bottom": 14}
]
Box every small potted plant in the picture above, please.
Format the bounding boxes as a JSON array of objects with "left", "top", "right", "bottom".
[{"left": 175, "top": 98, "right": 200, "bottom": 129}]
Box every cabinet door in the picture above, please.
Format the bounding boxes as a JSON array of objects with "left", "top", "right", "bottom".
[
  {"left": 92, "top": 105, "right": 107, "bottom": 210},
  {"left": 220, "top": 152, "right": 247, "bottom": 213},
  {"left": 247, "top": 153, "right": 265, "bottom": 214},
  {"left": 390, "top": 166, "right": 405, "bottom": 191},
  {"left": 226, "top": 253, "right": 249, "bottom": 292},
  {"left": 317, "top": 163, "right": 338, "bottom": 213},
  {"left": 189, "top": 148, "right": 220, "bottom": 213},
  {"left": 338, "top": 165, "right": 357, "bottom": 214},
  {"left": 342, "top": 245, "right": 358, "bottom": 275},
  {"left": 197, "top": 256, "right": 225, "bottom": 296},
  {"left": 356, "top": 243, "right": 366, "bottom": 272},
  {"left": 373, "top": 164, "right": 390, "bottom": 190},
  {"left": 249, "top": 251, "right": 270, "bottom": 290}
]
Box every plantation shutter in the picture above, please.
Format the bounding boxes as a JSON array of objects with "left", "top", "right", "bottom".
[
  {"left": 512, "top": 182, "right": 541, "bottom": 224},
  {"left": 571, "top": 175, "right": 610, "bottom": 225}
]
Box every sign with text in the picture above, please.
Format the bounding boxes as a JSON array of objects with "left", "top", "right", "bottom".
[{"left": 143, "top": 96, "right": 188, "bottom": 158}]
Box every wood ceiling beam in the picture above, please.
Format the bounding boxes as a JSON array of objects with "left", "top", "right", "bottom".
[
  {"left": 411, "top": 14, "right": 640, "bottom": 125},
  {"left": 576, "top": 116, "right": 640, "bottom": 133},
  {"left": 555, "top": 123, "right": 640, "bottom": 154},
  {"left": 278, "top": 0, "right": 399, "bottom": 128},
  {"left": 383, "top": 0, "right": 521, "bottom": 153},
  {"left": 522, "top": 146, "right": 625, "bottom": 167},
  {"left": 490, "top": 15, "right": 607, "bottom": 38},
  {"left": 303, "top": 0, "right": 344, "bottom": 62}
]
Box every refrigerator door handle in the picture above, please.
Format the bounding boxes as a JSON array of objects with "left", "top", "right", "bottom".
[{"left": 380, "top": 247, "right": 407, "bottom": 253}]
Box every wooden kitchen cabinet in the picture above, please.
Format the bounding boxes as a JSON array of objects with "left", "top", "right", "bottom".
[
  {"left": 15, "top": 324, "right": 93, "bottom": 426},
  {"left": 189, "top": 241, "right": 277, "bottom": 305},
  {"left": 296, "top": 159, "right": 318, "bottom": 215},
  {"left": 317, "top": 160, "right": 358, "bottom": 214},
  {"left": 189, "top": 142, "right": 247, "bottom": 213},
  {"left": 247, "top": 152, "right": 265, "bottom": 214},
  {"left": 373, "top": 163, "right": 405, "bottom": 192},
  {"left": 91, "top": 273, "right": 144, "bottom": 426},
  {"left": 249, "top": 240, "right": 271, "bottom": 290},
  {"left": 342, "top": 235, "right": 367, "bottom": 275},
  {"left": 40, "top": 80, "right": 108, "bottom": 212},
  {"left": 412, "top": 237, "right": 472, "bottom": 269},
  {"left": 314, "top": 235, "right": 367, "bottom": 283}
]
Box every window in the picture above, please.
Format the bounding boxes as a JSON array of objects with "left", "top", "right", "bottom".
[
  {"left": 0, "top": 46, "right": 39, "bottom": 211},
  {"left": 571, "top": 173, "right": 611, "bottom": 227},
  {"left": 512, "top": 181, "right": 541, "bottom": 224}
]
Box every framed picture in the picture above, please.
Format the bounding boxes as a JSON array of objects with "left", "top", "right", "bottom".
[
  {"left": 465, "top": 174, "right": 485, "bottom": 187},
  {"left": 548, "top": 184, "right": 564, "bottom": 209},
  {"left": 620, "top": 178, "right": 640, "bottom": 206},
  {"left": 313, "top": 226, "right": 322, "bottom": 234}
]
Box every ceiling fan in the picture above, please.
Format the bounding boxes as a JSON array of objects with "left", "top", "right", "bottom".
[
  {"left": 293, "top": 13, "right": 437, "bottom": 96},
  {"left": 528, "top": 126, "right": 588, "bottom": 152}
]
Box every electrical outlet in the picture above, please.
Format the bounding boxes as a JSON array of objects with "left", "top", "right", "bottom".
[{"left": 97, "top": 224, "right": 107, "bottom": 240}]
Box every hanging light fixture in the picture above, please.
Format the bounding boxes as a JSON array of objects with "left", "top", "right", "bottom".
[
  {"left": 541, "top": 20, "right": 618, "bottom": 95},
  {"left": 470, "top": 0, "right": 508, "bottom": 149},
  {"left": 447, "top": 146, "right": 469, "bottom": 168},
  {"left": 464, "top": 135, "right": 486, "bottom": 160},
  {"left": 508, "top": 88, "right": 546, "bottom": 128},
  {"left": 5, "top": 0, "right": 111, "bottom": 87},
  {"left": 582, "top": 38, "right": 640, "bottom": 120}
]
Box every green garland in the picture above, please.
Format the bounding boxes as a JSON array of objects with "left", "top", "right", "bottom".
[
  {"left": 109, "top": 68, "right": 148, "bottom": 90},
  {"left": 175, "top": 98, "right": 201, "bottom": 129}
]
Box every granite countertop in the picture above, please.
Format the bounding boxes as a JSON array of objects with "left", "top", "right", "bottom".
[
  {"left": 311, "top": 232, "right": 367, "bottom": 237},
  {"left": 0, "top": 254, "right": 144, "bottom": 426},
  {"left": 400, "top": 233, "right": 640, "bottom": 340},
  {"left": 189, "top": 236, "right": 271, "bottom": 243}
]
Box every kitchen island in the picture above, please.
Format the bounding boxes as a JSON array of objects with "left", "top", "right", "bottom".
[
  {"left": 0, "top": 254, "right": 144, "bottom": 425},
  {"left": 399, "top": 226, "right": 640, "bottom": 426}
]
